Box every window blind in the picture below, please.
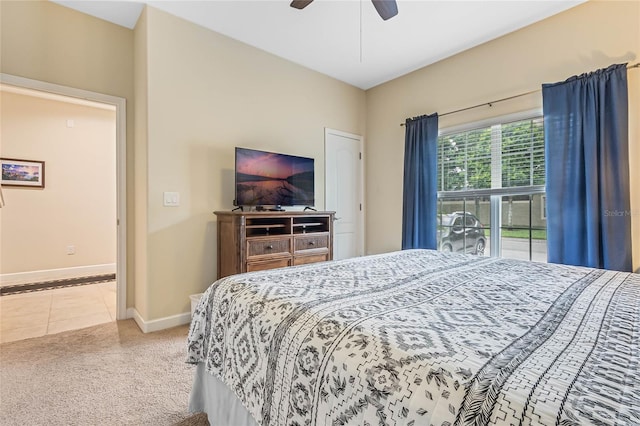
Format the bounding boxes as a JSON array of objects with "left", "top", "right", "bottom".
[{"left": 437, "top": 117, "right": 545, "bottom": 192}]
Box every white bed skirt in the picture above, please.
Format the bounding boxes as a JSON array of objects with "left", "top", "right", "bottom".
[{"left": 189, "top": 362, "right": 258, "bottom": 426}]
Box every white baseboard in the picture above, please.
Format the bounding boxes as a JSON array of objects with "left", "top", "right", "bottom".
[
  {"left": 0, "top": 263, "right": 117, "bottom": 287},
  {"left": 127, "top": 307, "right": 192, "bottom": 333}
]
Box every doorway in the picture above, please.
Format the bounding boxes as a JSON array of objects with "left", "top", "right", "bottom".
[
  {"left": 324, "top": 128, "right": 364, "bottom": 260},
  {"left": 0, "top": 74, "right": 127, "bottom": 339}
]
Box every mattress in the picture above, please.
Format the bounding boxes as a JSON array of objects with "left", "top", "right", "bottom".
[
  {"left": 189, "top": 362, "right": 257, "bottom": 426},
  {"left": 187, "top": 249, "right": 640, "bottom": 425}
]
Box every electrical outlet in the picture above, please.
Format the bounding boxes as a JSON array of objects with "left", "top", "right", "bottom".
[{"left": 66, "top": 245, "right": 75, "bottom": 255}]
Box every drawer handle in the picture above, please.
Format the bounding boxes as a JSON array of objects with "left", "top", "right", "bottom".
[
  {"left": 266, "top": 244, "right": 274, "bottom": 250},
  {"left": 308, "top": 241, "right": 315, "bottom": 246}
]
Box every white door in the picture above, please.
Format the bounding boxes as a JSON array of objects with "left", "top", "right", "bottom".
[{"left": 325, "top": 128, "right": 363, "bottom": 260}]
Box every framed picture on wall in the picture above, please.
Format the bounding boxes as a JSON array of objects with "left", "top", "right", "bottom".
[{"left": 1, "top": 158, "right": 45, "bottom": 188}]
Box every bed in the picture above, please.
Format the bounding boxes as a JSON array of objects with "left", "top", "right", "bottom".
[{"left": 186, "top": 249, "right": 640, "bottom": 425}]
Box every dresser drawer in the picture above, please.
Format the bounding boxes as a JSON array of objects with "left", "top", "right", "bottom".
[
  {"left": 247, "top": 257, "right": 291, "bottom": 272},
  {"left": 293, "top": 254, "right": 329, "bottom": 266},
  {"left": 247, "top": 237, "right": 291, "bottom": 258},
  {"left": 294, "top": 234, "right": 329, "bottom": 253}
]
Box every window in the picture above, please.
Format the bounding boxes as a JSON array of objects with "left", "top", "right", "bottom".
[{"left": 436, "top": 113, "right": 546, "bottom": 261}]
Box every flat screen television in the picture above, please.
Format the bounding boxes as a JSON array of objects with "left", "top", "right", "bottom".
[{"left": 234, "top": 147, "right": 314, "bottom": 209}]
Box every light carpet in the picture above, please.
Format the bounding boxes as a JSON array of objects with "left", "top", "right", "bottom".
[{"left": 0, "top": 319, "right": 209, "bottom": 426}]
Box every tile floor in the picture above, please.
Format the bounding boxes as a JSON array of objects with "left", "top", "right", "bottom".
[{"left": 0, "top": 281, "right": 116, "bottom": 344}]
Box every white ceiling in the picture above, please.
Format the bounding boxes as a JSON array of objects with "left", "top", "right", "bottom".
[{"left": 52, "top": 0, "right": 585, "bottom": 90}]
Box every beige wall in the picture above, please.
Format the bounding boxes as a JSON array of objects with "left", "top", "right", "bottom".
[
  {"left": 2, "top": 0, "right": 637, "bottom": 325},
  {"left": 365, "top": 0, "right": 640, "bottom": 270},
  {"left": 0, "top": 90, "right": 116, "bottom": 274},
  {"left": 0, "top": 0, "right": 136, "bottom": 303},
  {"left": 141, "top": 7, "right": 366, "bottom": 319},
  {"left": 0, "top": 1, "right": 365, "bottom": 322},
  {"left": 133, "top": 7, "right": 150, "bottom": 320}
]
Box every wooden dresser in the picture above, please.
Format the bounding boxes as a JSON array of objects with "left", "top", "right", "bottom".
[{"left": 214, "top": 210, "right": 335, "bottom": 279}]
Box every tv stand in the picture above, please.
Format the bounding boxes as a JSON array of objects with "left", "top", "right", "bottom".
[
  {"left": 214, "top": 210, "right": 335, "bottom": 278},
  {"left": 303, "top": 206, "right": 317, "bottom": 211}
]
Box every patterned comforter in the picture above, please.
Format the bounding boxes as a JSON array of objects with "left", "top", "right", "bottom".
[{"left": 187, "top": 249, "right": 640, "bottom": 425}]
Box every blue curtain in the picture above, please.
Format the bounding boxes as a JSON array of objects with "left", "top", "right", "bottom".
[
  {"left": 542, "top": 63, "right": 631, "bottom": 271},
  {"left": 402, "top": 113, "right": 439, "bottom": 249}
]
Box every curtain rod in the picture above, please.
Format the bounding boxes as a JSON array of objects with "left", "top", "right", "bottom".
[{"left": 400, "top": 62, "right": 640, "bottom": 127}]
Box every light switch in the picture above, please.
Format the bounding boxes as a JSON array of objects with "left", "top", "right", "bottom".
[{"left": 163, "top": 191, "right": 180, "bottom": 206}]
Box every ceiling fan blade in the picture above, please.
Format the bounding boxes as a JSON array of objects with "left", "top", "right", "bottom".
[
  {"left": 290, "top": 0, "right": 314, "bottom": 10},
  {"left": 371, "top": 0, "right": 398, "bottom": 20}
]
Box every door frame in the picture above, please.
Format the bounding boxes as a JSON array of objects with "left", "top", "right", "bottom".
[
  {"left": 324, "top": 127, "right": 365, "bottom": 257},
  {"left": 1, "top": 73, "right": 127, "bottom": 320}
]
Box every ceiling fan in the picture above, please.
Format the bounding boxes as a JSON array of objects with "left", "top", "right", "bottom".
[{"left": 290, "top": 0, "right": 399, "bottom": 21}]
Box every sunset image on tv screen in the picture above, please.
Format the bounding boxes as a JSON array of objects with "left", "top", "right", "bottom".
[{"left": 235, "top": 148, "right": 314, "bottom": 206}]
